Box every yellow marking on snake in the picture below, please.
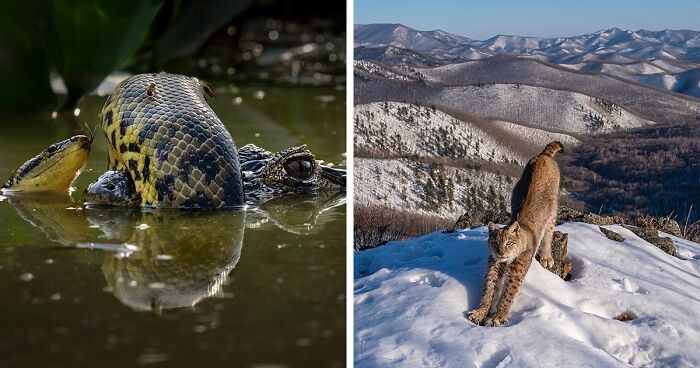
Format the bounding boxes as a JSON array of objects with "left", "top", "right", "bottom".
[
  {"left": 100, "top": 72, "right": 244, "bottom": 208},
  {"left": 2, "top": 136, "right": 92, "bottom": 193}
]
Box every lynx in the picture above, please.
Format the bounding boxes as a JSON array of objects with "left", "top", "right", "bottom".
[{"left": 467, "top": 141, "right": 563, "bottom": 327}]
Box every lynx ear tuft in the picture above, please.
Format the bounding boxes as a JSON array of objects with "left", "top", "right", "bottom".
[
  {"left": 508, "top": 221, "right": 520, "bottom": 233},
  {"left": 488, "top": 222, "right": 498, "bottom": 233}
]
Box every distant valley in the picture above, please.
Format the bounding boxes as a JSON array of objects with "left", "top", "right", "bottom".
[{"left": 354, "top": 24, "right": 700, "bottom": 230}]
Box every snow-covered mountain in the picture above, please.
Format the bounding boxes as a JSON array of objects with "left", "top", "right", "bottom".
[
  {"left": 354, "top": 24, "right": 474, "bottom": 54},
  {"left": 355, "top": 24, "right": 700, "bottom": 63},
  {"left": 355, "top": 59, "right": 700, "bottom": 125},
  {"left": 354, "top": 102, "right": 582, "bottom": 219},
  {"left": 353, "top": 26, "right": 700, "bottom": 236},
  {"left": 355, "top": 223, "right": 700, "bottom": 367},
  {"left": 355, "top": 24, "right": 700, "bottom": 97}
]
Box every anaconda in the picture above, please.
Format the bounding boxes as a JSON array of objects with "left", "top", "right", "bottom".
[{"left": 2, "top": 72, "right": 345, "bottom": 207}]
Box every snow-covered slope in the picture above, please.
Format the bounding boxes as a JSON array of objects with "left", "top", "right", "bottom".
[
  {"left": 356, "top": 58, "right": 700, "bottom": 126},
  {"left": 357, "top": 81, "right": 653, "bottom": 134},
  {"left": 354, "top": 158, "right": 512, "bottom": 220},
  {"left": 353, "top": 102, "right": 583, "bottom": 219},
  {"left": 355, "top": 60, "right": 415, "bottom": 81},
  {"left": 355, "top": 223, "right": 700, "bottom": 367},
  {"left": 355, "top": 102, "right": 579, "bottom": 163}
]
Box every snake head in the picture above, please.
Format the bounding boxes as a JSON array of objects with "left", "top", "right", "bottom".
[{"left": 2, "top": 135, "right": 91, "bottom": 193}]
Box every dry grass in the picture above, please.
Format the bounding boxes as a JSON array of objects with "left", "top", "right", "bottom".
[{"left": 354, "top": 204, "right": 453, "bottom": 250}]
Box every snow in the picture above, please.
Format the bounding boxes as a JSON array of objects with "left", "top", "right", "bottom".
[
  {"left": 354, "top": 157, "right": 511, "bottom": 220},
  {"left": 354, "top": 223, "right": 700, "bottom": 367},
  {"left": 355, "top": 60, "right": 414, "bottom": 81},
  {"left": 433, "top": 84, "right": 651, "bottom": 134},
  {"left": 355, "top": 102, "right": 525, "bottom": 164}
]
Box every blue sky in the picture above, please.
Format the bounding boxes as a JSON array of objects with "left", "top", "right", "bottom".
[{"left": 355, "top": 0, "right": 700, "bottom": 39}]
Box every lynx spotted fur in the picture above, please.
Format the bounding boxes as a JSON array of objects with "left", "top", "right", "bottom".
[{"left": 467, "top": 141, "right": 563, "bottom": 327}]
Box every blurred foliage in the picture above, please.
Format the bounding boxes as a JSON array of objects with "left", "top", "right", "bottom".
[
  {"left": 0, "top": 1, "right": 55, "bottom": 111},
  {"left": 153, "top": 0, "right": 254, "bottom": 67},
  {"left": 0, "top": 0, "right": 257, "bottom": 112},
  {"left": 48, "top": 0, "right": 164, "bottom": 111}
]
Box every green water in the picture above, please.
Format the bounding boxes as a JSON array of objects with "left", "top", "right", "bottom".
[{"left": 0, "top": 86, "right": 346, "bottom": 367}]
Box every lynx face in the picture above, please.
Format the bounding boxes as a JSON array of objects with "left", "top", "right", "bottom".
[{"left": 487, "top": 222, "right": 526, "bottom": 263}]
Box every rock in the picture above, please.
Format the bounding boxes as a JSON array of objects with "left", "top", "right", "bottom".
[
  {"left": 621, "top": 225, "right": 676, "bottom": 256},
  {"left": 538, "top": 231, "right": 572, "bottom": 280},
  {"left": 557, "top": 206, "right": 627, "bottom": 226},
  {"left": 635, "top": 215, "right": 681, "bottom": 237},
  {"left": 613, "top": 312, "right": 636, "bottom": 322},
  {"left": 445, "top": 209, "right": 510, "bottom": 232},
  {"left": 658, "top": 217, "right": 682, "bottom": 237},
  {"left": 598, "top": 226, "right": 625, "bottom": 242}
]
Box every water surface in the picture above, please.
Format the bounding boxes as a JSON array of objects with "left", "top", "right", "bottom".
[{"left": 0, "top": 86, "right": 346, "bottom": 367}]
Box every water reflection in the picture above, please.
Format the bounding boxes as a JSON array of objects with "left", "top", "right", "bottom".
[
  {"left": 250, "top": 191, "right": 346, "bottom": 234},
  {"left": 95, "top": 210, "right": 245, "bottom": 313},
  {"left": 3, "top": 193, "right": 342, "bottom": 312}
]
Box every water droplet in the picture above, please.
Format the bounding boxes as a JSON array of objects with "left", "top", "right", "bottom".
[
  {"left": 73, "top": 108, "right": 80, "bottom": 117},
  {"left": 254, "top": 133, "right": 261, "bottom": 137},
  {"left": 135, "top": 223, "right": 150, "bottom": 230},
  {"left": 296, "top": 337, "right": 312, "bottom": 347},
  {"left": 269, "top": 30, "right": 279, "bottom": 41},
  {"left": 156, "top": 254, "right": 174, "bottom": 260},
  {"left": 50, "top": 293, "right": 61, "bottom": 301},
  {"left": 45, "top": 258, "right": 54, "bottom": 264},
  {"left": 20, "top": 273, "right": 33, "bottom": 282},
  {"left": 232, "top": 97, "right": 243, "bottom": 105},
  {"left": 193, "top": 325, "right": 207, "bottom": 333},
  {"left": 148, "top": 282, "right": 166, "bottom": 289},
  {"left": 254, "top": 90, "right": 265, "bottom": 100},
  {"left": 51, "top": 111, "right": 58, "bottom": 119},
  {"left": 315, "top": 95, "right": 336, "bottom": 103},
  {"left": 129, "top": 280, "right": 138, "bottom": 287}
]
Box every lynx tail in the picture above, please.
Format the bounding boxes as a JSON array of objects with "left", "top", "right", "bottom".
[{"left": 541, "top": 141, "right": 564, "bottom": 157}]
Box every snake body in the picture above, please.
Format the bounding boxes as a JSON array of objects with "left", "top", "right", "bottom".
[
  {"left": 3, "top": 73, "right": 345, "bottom": 206},
  {"left": 101, "top": 73, "right": 244, "bottom": 208}
]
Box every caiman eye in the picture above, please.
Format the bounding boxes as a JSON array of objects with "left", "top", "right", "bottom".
[
  {"left": 47, "top": 145, "right": 57, "bottom": 153},
  {"left": 284, "top": 159, "right": 314, "bottom": 180}
]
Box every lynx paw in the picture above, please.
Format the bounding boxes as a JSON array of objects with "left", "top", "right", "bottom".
[
  {"left": 467, "top": 309, "right": 488, "bottom": 325},
  {"left": 539, "top": 256, "right": 554, "bottom": 269},
  {"left": 484, "top": 316, "right": 508, "bottom": 327}
]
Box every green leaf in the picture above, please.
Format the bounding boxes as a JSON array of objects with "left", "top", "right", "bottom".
[
  {"left": 0, "top": 1, "right": 55, "bottom": 111},
  {"left": 155, "top": 0, "right": 253, "bottom": 66},
  {"left": 48, "top": 0, "right": 164, "bottom": 110}
]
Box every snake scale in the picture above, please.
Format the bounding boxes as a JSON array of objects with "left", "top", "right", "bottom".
[{"left": 2, "top": 72, "right": 345, "bottom": 207}]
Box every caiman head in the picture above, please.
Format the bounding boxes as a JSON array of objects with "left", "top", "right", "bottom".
[{"left": 240, "top": 144, "right": 346, "bottom": 196}]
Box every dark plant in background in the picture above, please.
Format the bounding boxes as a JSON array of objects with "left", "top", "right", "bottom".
[
  {"left": 47, "top": 0, "right": 164, "bottom": 111},
  {"left": 0, "top": 0, "right": 282, "bottom": 112}
]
